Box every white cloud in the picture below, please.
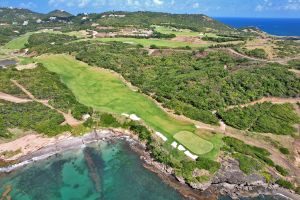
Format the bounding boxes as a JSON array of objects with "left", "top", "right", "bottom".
[
  {"left": 284, "top": 0, "right": 300, "bottom": 10},
  {"left": 255, "top": 0, "right": 300, "bottom": 12},
  {"left": 192, "top": 2, "right": 199, "bottom": 8},
  {"left": 153, "top": 0, "right": 164, "bottom": 6}
]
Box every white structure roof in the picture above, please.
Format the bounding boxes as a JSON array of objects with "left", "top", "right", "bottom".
[
  {"left": 171, "top": 141, "right": 178, "bottom": 148},
  {"left": 184, "top": 151, "right": 198, "bottom": 160},
  {"left": 178, "top": 145, "right": 186, "bottom": 151},
  {"left": 129, "top": 114, "right": 141, "bottom": 121},
  {"left": 155, "top": 131, "right": 167, "bottom": 142}
]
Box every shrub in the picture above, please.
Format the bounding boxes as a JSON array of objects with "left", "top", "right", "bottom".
[
  {"left": 234, "top": 154, "right": 262, "bottom": 174},
  {"left": 279, "top": 147, "right": 290, "bottom": 155},
  {"left": 99, "top": 113, "right": 121, "bottom": 128},
  {"left": 129, "top": 123, "right": 152, "bottom": 142},
  {"left": 275, "top": 165, "right": 289, "bottom": 176},
  {"left": 275, "top": 179, "right": 294, "bottom": 190},
  {"left": 150, "top": 44, "right": 158, "bottom": 49},
  {"left": 196, "top": 157, "right": 221, "bottom": 173}
]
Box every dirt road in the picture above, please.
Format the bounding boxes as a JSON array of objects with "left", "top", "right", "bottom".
[
  {"left": 11, "top": 80, "right": 82, "bottom": 126},
  {"left": 0, "top": 92, "right": 32, "bottom": 103}
]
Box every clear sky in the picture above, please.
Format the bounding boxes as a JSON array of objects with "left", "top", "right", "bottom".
[{"left": 0, "top": 0, "right": 300, "bottom": 18}]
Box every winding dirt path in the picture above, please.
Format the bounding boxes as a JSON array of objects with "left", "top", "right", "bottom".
[
  {"left": 11, "top": 80, "right": 82, "bottom": 126},
  {"left": 226, "top": 48, "right": 300, "bottom": 65},
  {"left": 226, "top": 97, "right": 300, "bottom": 110},
  {"left": 0, "top": 92, "right": 32, "bottom": 103}
]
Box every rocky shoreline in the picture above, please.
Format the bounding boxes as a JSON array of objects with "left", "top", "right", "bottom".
[{"left": 0, "top": 130, "right": 299, "bottom": 200}]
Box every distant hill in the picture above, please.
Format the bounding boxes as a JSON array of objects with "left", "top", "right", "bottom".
[
  {"left": 47, "top": 10, "right": 73, "bottom": 18},
  {"left": 0, "top": 7, "right": 42, "bottom": 23},
  {"left": 87, "top": 11, "right": 234, "bottom": 32}
]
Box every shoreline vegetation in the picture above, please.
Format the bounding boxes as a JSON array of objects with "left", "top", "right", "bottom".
[
  {"left": 0, "top": 8, "right": 300, "bottom": 200},
  {"left": 0, "top": 130, "right": 299, "bottom": 200}
]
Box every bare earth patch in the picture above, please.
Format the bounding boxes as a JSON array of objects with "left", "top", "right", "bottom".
[
  {"left": 171, "top": 36, "right": 208, "bottom": 45},
  {"left": 0, "top": 92, "right": 32, "bottom": 103},
  {"left": 226, "top": 97, "right": 300, "bottom": 110},
  {"left": 0, "top": 133, "right": 71, "bottom": 160},
  {"left": 15, "top": 63, "right": 37, "bottom": 71}
]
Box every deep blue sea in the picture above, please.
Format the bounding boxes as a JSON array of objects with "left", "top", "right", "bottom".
[{"left": 215, "top": 18, "right": 300, "bottom": 36}]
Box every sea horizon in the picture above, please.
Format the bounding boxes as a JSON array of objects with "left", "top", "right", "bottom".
[{"left": 214, "top": 17, "right": 300, "bottom": 36}]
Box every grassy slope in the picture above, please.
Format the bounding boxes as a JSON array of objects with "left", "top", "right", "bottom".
[
  {"left": 95, "top": 37, "right": 208, "bottom": 48},
  {"left": 154, "top": 26, "right": 200, "bottom": 37},
  {"left": 4, "top": 33, "right": 32, "bottom": 50},
  {"left": 37, "top": 54, "right": 195, "bottom": 136},
  {"left": 36, "top": 54, "right": 224, "bottom": 157}
]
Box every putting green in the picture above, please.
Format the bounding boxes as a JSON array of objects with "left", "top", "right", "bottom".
[
  {"left": 174, "top": 131, "right": 214, "bottom": 155},
  {"left": 37, "top": 54, "right": 196, "bottom": 137}
]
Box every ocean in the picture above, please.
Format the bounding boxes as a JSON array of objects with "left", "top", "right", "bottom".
[
  {"left": 215, "top": 17, "right": 300, "bottom": 36},
  {"left": 0, "top": 140, "right": 288, "bottom": 200}
]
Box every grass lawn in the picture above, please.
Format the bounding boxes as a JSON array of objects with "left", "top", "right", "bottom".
[
  {"left": 195, "top": 130, "right": 223, "bottom": 160},
  {"left": 153, "top": 25, "right": 200, "bottom": 37},
  {"left": 4, "top": 33, "right": 33, "bottom": 50},
  {"left": 174, "top": 131, "right": 214, "bottom": 155},
  {"left": 95, "top": 37, "right": 208, "bottom": 48},
  {"left": 36, "top": 54, "right": 195, "bottom": 137}
]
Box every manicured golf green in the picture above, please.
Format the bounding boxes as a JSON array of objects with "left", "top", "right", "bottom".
[
  {"left": 4, "top": 33, "right": 33, "bottom": 50},
  {"left": 96, "top": 37, "right": 207, "bottom": 48},
  {"left": 37, "top": 54, "right": 196, "bottom": 137},
  {"left": 174, "top": 131, "right": 214, "bottom": 155}
]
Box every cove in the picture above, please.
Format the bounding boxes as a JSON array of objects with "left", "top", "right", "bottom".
[{"left": 0, "top": 140, "right": 185, "bottom": 200}]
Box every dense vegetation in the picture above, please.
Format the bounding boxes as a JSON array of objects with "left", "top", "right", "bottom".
[
  {"left": 88, "top": 11, "right": 233, "bottom": 32},
  {"left": 0, "top": 65, "right": 92, "bottom": 120},
  {"left": 245, "top": 48, "right": 268, "bottom": 59},
  {"left": 219, "top": 103, "right": 299, "bottom": 135},
  {"left": 222, "top": 137, "right": 289, "bottom": 176},
  {"left": 288, "top": 59, "right": 300, "bottom": 70},
  {"left": 26, "top": 33, "right": 300, "bottom": 126},
  {"left": 0, "top": 100, "right": 70, "bottom": 137}
]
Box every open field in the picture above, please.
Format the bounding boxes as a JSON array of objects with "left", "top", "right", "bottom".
[
  {"left": 174, "top": 131, "right": 214, "bottom": 155},
  {"left": 36, "top": 54, "right": 195, "bottom": 136},
  {"left": 95, "top": 37, "right": 208, "bottom": 48},
  {"left": 154, "top": 25, "right": 200, "bottom": 37},
  {"left": 4, "top": 33, "right": 33, "bottom": 50}
]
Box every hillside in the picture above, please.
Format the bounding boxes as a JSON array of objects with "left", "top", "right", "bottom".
[
  {"left": 86, "top": 11, "right": 234, "bottom": 32},
  {"left": 0, "top": 8, "right": 42, "bottom": 23},
  {"left": 47, "top": 10, "right": 73, "bottom": 18}
]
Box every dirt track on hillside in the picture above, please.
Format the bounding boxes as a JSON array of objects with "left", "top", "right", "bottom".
[
  {"left": 226, "top": 97, "right": 300, "bottom": 110},
  {"left": 11, "top": 80, "right": 82, "bottom": 126},
  {"left": 0, "top": 92, "right": 32, "bottom": 103}
]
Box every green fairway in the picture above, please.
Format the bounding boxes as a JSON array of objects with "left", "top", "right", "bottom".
[
  {"left": 4, "top": 33, "right": 33, "bottom": 50},
  {"left": 95, "top": 37, "right": 207, "bottom": 48},
  {"left": 174, "top": 131, "right": 214, "bottom": 155},
  {"left": 154, "top": 25, "right": 200, "bottom": 37},
  {"left": 37, "top": 54, "right": 196, "bottom": 137}
]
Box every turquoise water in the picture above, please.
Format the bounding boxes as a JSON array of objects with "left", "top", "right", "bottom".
[
  {"left": 0, "top": 139, "right": 289, "bottom": 200},
  {"left": 0, "top": 140, "right": 185, "bottom": 200}
]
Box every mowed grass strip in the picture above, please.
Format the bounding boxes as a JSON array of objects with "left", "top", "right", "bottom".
[
  {"left": 4, "top": 33, "right": 33, "bottom": 50},
  {"left": 37, "top": 54, "right": 196, "bottom": 137},
  {"left": 174, "top": 131, "right": 214, "bottom": 155},
  {"left": 96, "top": 37, "right": 208, "bottom": 48},
  {"left": 154, "top": 25, "right": 200, "bottom": 37}
]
